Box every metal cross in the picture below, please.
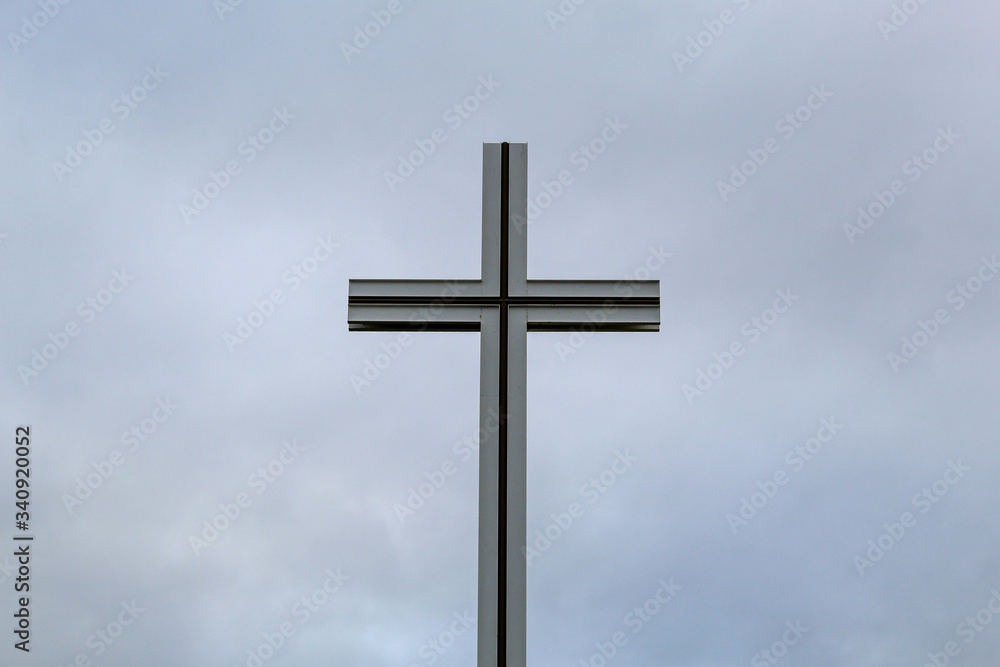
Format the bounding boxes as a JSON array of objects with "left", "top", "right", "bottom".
[{"left": 348, "top": 142, "right": 659, "bottom": 666}]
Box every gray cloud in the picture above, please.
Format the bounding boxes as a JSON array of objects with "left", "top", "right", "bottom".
[{"left": 1, "top": 0, "right": 999, "bottom": 664}]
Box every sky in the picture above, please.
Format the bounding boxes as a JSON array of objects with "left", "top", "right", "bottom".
[{"left": 1, "top": 0, "right": 999, "bottom": 665}]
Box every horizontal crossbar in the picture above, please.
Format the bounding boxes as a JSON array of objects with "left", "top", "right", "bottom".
[{"left": 348, "top": 279, "right": 659, "bottom": 331}]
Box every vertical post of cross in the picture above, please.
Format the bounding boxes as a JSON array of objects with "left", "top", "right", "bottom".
[{"left": 477, "top": 142, "right": 528, "bottom": 667}]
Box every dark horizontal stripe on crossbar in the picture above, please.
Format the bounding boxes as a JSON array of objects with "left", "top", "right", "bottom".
[
  {"left": 348, "top": 296, "right": 660, "bottom": 307},
  {"left": 347, "top": 322, "right": 659, "bottom": 332}
]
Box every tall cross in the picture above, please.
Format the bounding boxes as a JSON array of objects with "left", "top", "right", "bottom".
[{"left": 348, "top": 143, "right": 659, "bottom": 666}]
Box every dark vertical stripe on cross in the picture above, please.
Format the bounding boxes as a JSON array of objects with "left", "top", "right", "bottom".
[{"left": 497, "top": 142, "right": 509, "bottom": 666}]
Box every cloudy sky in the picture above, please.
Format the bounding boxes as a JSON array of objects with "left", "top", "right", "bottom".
[{"left": 2, "top": 0, "right": 999, "bottom": 665}]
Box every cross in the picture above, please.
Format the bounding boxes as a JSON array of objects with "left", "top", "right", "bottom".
[{"left": 348, "top": 143, "right": 659, "bottom": 666}]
